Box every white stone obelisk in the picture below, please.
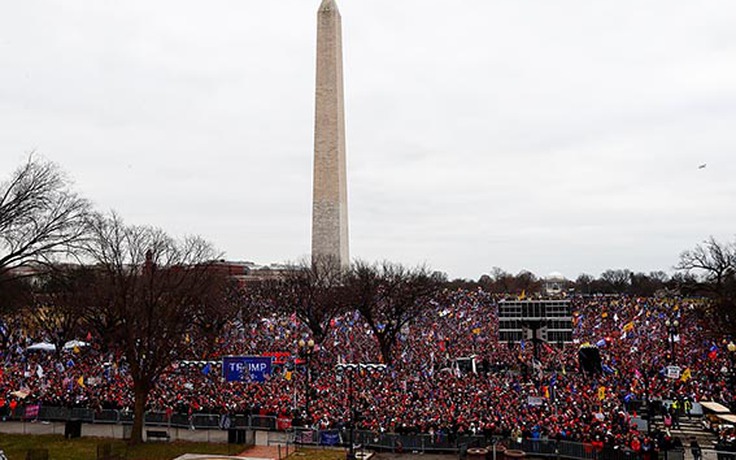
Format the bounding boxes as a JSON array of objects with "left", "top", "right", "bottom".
[{"left": 311, "top": 0, "right": 349, "bottom": 266}]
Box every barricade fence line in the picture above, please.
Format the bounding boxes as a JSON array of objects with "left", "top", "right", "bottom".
[
  {"left": 2, "top": 405, "right": 731, "bottom": 460},
  {"left": 291, "top": 428, "right": 697, "bottom": 460},
  {"left": 3, "top": 404, "right": 278, "bottom": 431}
]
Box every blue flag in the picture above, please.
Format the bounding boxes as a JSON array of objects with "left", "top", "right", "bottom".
[{"left": 202, "top": 363, "right": 212, "bottom": 375}]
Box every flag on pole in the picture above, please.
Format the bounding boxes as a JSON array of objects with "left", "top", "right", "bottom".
[
  {"left": 680, "top": 368, "right": 692, "bottom": 382},
  {"left": 285, "top": 370, "right": 293, "bottom": 381},
  {"left": 598, "top": 386, "right": 606, "bottom": 401},
  {"left": 77, "top": 376, "right": 86, "bottom": 388}
]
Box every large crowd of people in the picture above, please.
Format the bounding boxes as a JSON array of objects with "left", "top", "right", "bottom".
[{"left": 1, "top": 290, "right": 735, "bottom": 453}]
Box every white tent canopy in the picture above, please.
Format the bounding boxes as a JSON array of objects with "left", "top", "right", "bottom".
[
  {"left": 26, "top": 340, "right": 90, "bottom": 352},
  {"left": 26, "top": 342, "right": 55, "bottom": 352},
  {"left": 63, "top": 340, "right": 89, "bottom": 350}
]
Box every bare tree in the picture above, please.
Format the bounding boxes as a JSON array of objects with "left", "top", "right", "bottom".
[
  {"left": 0, "top": 156, "right": 90, "bottom": 282},
  {"left": 255, "top": 255, "right": 346, "bottom": 343},
  {"left": 599, "top": 269, "right": 632, "bottom": 293},
  {"left": 574, "top": 273, "right": 595, "bottom": 294},
  {"left": 346, "top": 261, "right": 443, "bottom": 365},
  {"left": 677, "top": 236, "right": 736, "bottom": 290},
  {"left": 676, "top": 236, "right": 736, "bottom": 331},
  {"left": 80, "top": 213, "right": 234, "bottom": 444},
  {"left": 29, "top": 266, "right": 94, "bottom": 355}
]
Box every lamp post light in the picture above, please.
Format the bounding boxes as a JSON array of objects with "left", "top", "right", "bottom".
[
  {"left": 298, "top": 338, "right": 316, "bottom": 424},
  {"left": 665, "top": 319, "right": 680, "bottom": 359},
  {"left": 728, "top": 341, "right": 736, "bottom": 401}
]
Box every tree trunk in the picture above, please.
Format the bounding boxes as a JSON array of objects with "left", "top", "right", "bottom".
[
  {"left": 130, "top": 383, "right": 149, "bottom": 445},
  {"left": 377, "top": 333, "right": 393, "bottom": 365}
]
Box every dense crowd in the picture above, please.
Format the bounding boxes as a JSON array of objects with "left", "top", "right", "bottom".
[{"left": 1, "top": 290, "right": 735, "bottom": 453}]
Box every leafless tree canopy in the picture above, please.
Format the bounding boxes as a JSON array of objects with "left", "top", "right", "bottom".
[
  {"left": 346, "top": 260, "right": 444, "bottom": 365},
  {"left": 676, "top": 236, "right": 736, "bottom": 287},
  {"left": 0, "top": 156, "right": 90, "bottom": 278},
  {"left": 80, "top": 212, "right": 232, "bottom": 444},
  {"left": 676, "top": 236, "right": 736, "bottom": 332},
  {"left": 256, "top": 255, "right": 347, "bottom": 343},
  {"left": 29, "top": 266, "right": 95, "bottom": 355}
]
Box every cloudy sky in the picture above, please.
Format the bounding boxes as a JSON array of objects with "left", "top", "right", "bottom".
[{"left": 1, "top": 1, "right": 735, "bottom": 280}]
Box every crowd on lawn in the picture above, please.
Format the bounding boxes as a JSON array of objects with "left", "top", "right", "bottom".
[{"left": 1, "top": 290, "right": 735, "bottom": 454}]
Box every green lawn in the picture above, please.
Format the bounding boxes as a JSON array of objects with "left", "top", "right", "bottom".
[
  {"left": 288, "top": 447, "right": 347, "bottom": 460},
  {"left": 0, "top": 434, "right": 239, "bottom": 460}
]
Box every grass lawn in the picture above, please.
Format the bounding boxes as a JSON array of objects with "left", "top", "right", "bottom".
[
  {"left": 0, "top": 434, "right": 239, "bottom": 460},
  {"left": 288, "top": 447, "right": 347, "bottom": 460}
]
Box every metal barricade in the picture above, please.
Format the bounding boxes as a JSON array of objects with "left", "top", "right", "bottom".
[
  {"left": 94, "top": 409, "right": 120, "bottom": 424},
  {"left": 250, "top": 415, "right": 277, "bottom": 430},
  {"left": 191, "top": 414, "right": 220, "bottom": 429},
  {"left": 458, "top": 435, "right": 490, "bottom": 450},
  {"left": 119, "top": 410, "right": 134, "bottom": 425},
  {"left": 521, "top": 439, "right": 558, "bottom": 457},
  {"left": 71, "top": 408, "right": 95, "bottom": 422},
  {"left": 144, "top": 411, "right": 169, "bottom": 426},
  {"left": 39, "top": 406, "right": 71, "bottom": 421},
  {"left": 169, "top": 413, "right": 191, "bottom": 428},
  {"left": 559, "top": 440, "right": 596, "bottom": 460},
  {"left": 231, "top": 414, "right": 250, "bottom": 428}
]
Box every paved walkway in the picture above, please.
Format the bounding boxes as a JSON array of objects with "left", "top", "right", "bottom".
[{"left": 237, "top": 445, "right": 282, "bottom": 459}]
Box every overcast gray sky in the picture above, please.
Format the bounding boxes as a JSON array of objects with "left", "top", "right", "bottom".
[{"left": 2, "top": 1, "right": 735, "bottom": 280}]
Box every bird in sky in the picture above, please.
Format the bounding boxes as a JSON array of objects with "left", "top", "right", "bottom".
[{"left": 698, "top": 164, "right": 707, "bottom": 169}]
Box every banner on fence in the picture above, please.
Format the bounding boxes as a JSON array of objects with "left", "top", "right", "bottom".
[
  {"left": 320, "top": 431, "right": 340, "bottom": 446},
  {"left": 296, "top": 429, "right": 317, "bottom": 444},
  {"left": 24, "top": 404, "right": 40, "bottom": 419},
  {"left": 222, "top": 356, "right": 273, "bottom": 382}
]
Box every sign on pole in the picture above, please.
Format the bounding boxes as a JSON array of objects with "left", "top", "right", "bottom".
[
  {"left": 222, "top": 356, "right": 273, "bottom": 382},
  {"left": 665, "top": 365, "right": 681, "bottom": 379}
]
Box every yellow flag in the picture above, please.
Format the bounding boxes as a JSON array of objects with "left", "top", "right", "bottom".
[
  {"left": 78, "top": 376, "right": 86, "bottom": 388},
  {"left": 73, "top": 346, "right": 80, "bottom": 354},
  {"left": 601, "top": 312, "right": 608, "bottom": 318},
  {"left": 472, "top": 327, "right": 481, "bottom": 335},
  {"left": 518, "top": 290, "right": 526, "bottom": 300},
  {"left": 680, "top": 368, "right": 692, "bottom": 382},
  {"left": 623, "top": 321, "right": 635, "bottom": 333},
  {"left": 598, "top": 386, "right": 606, "bottom": 401},
  {"left": 285, "top": 370, "right": 292, "bottom": 381}
]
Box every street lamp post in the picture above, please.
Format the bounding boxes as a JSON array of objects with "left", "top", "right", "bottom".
[
  {"left": 298, "top": 338, "right": 316, "bottom": 424},
  {"left": 665, "top": 319, "right": 679, "bottom": 359},
  {"left": 728, "top": 341, "right": 736, "bottom": 406}
]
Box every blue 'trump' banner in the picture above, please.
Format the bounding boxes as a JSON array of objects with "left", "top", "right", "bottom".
[{"left": 222, "top": 356, "right": 273, "bottom": 382}]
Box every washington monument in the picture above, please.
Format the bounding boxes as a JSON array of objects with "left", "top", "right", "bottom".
[{"left": 311, "top": 0, "right": 349, "bottom": 267}]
